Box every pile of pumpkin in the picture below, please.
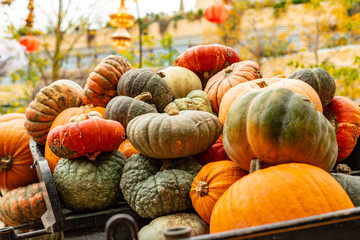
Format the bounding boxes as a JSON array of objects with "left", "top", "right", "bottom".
[{"left": 1, "top": 43, "right": 360, "bottom": 239}]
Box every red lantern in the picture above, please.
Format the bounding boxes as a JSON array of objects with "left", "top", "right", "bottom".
[
  {"left": 19, "top": 35, "right": 40, "bottom": 52},
  {"left": 204, "top": 2, "right": 230, "bottom": 24}
]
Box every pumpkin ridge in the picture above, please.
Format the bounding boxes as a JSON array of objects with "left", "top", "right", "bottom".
[
  {"left": 147, "top": 115, "right": 159, "bottom": 157},
  {"left": 87, "top": 75, "right": 111, "bottom": 94},
  {"left": 183, "top": 113, "right": 202, "bottom": 153},
  {"left": 28, "top": 101, "right": 59, "bottom": 117},
  {"left": 49, "top": 84, "right": 80, "bottom": 111},
  {"left": 170, "top": 169, "right": 182, "bottom": 213},
  {"left": 153, "top": 172, "right": 166, "bottom": 215}
]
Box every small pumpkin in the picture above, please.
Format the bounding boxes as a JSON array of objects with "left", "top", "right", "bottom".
[
  {"left": 0, "top": 182, "right": 46, "bottom": 226},
  {"left": 105, "top": 92, "right": 157, "bottom": 130},
  {"left": 157, "top": 66, "right": 202, "bottom": 99},
  {"left": 190, "top": 161, "right": 248, "bottom": 223},
  {"left": 19, "top": 35, "right": 40, "bottom": 52},
  {"left": 210, "top": 163, "right": 354, "bottom": 233},
  {"left": 0, "top": 118, "right": 38, "bottom": 190},
  {"left": 138, "top": 213, "right": 209, "bottom": 240},
  {"left": 127, "top": 108, "right": 222, "bottom": 159},
  {"left": 82, "top": 55, "right": 132, "bottom": 107},
  {"left": 118, "top": 138, "right": 139, "bottom": 158},
  {"left": 164, "top": 90, "right": 213, "bottom": 113},
  {"left": 117, "top": 69, "right": 174, "bottom": 112},
  {"left": 120, "top": 153, "right": 202, "bottom": 218},
  {"left": 287, "top": 68, "right": 336, "bottom": 107},
  {"left": 47, "top": 112, "right": 125, "bottom": 159},
  {"left": 173, "top": 44, "right": 241, "bottom": 87},
  {"left": 331, "top": 172, "right": 360, "bottom": 207},
  {"left": 203, "top": 2, "right": 230, "bottom": 24},
  {"left": 53, "top": 151, "right": 126, "bottom": 211},
  {"left": 223, "top": 88, "right": 337, "bottom": 172},
  {"left": 324, "top": 96, "right": 360, "bottom": 162},
  {"left": 204, "top": 60, "right": 262, "bottom": 114}
]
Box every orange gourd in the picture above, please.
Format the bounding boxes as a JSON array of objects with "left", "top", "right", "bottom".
[{"left": 118, "top": 138, "right": 139, "bottom": 158}]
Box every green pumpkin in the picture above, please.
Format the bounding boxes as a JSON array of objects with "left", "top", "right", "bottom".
[
  {"left": 53, "top": 151, "right": 126, "bottom": 211},
  {"left": 105, "top": 92, "right": 157, "bottom": 130},
  {"left": 331, "top": 172, "right": 360, "bottom": 207},
  {"left": 223, "top": 88, "right": 337, "bottom": 172},
  {"left": 164, "top": 90, "right": 213, "bottom": 113},
  {"left": 126, "top": 110, "right": 222, "bottom": 159},
  {"left": 117, "top": 69, "right": 174, "bottom": 112},
  {"left": 120, "top": 153, "right": 202, "bottom": 218},
  {"left": 287, "top": 68, "right": 336, "bottom": 107}
]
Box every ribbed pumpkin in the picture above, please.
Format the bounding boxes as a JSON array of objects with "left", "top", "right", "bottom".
[
  {"left": 287, "top": 68, "right": 336, "bottom": 107},
  {"left": 218, "top": 78, "right": 323, "bottom": 124},
  {"left": 52, "top": 79, "right": 83, "bottom": 92},
  {"left": 82, "top": 55, "right": 132, "bottom": 107},
  {"left": 190, "top": 161, "right": 248, "bottom": 223},
  {"left": 105, "top": 92, "right": 157, "bottom": 130},
  {"left": 223, "top": 88, "right": 337, "bottom": 172},
  {"left": 120, "top": 153, "right": 202, "bottom": 218},
  {"left": 44, "top": 105, "right": 106, "bottom": 173},
  {"left": 54, "top": 151, "right": 126, "bottom": 211},
  {"left": 0, "top": 113, "right": 25, "bottom": 123},
  {"left": 157, "top": 66, "right": 202, "bottom": 98},
  {"left": 210, "top": 163, "right": 354, "bottom": 233},
  {"left": 0, "top": 182, "right": 46, "bottom": 226},
  {"left": 47, "top": 112, "right": 125, "bottom": 159},
  {"left": 0, "top": 118, "right": 38, "bottom": 190},
  {"left": 173, "top": 44, "right": 241, "bottom": 87},
  {"left": 324, "top": 96, "right": 360, "bottom": 161},
  {"left": 164, "top": 90, "right": 213, "bottom": 113},
  {"left": 126, "top": 108, "right": 222, "bottom": 159},
  {"left": 24, "top": 82, "right": 83, "bottom": 145},
  {"left": 117, "top": 69, "right": 174, "bottom": 112},
  {"left": 204, "top": 60, "right": 262, "bottom": 114},
  {"left": 193, "top": 135, "right": 229, "bottom": 165},
  {"left": 118, "top": 138, "right": 139, "bottom": 158}
]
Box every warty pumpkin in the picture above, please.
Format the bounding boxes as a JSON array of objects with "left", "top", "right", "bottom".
[
  {"left": 223, "top": 88, "right": 337, "bottom": 172},
  {"left": 190, "top": 160, "right": 248, "bottom": 223},
  {"left": 204, "top": 60, "right": 262, "bottom": 114},
  {"left": 164, "top": 90, "right": 213, "bottom": 113},
  {"left": 82, "top": 55, "right": 132, "bottom": 107},
  {"left": 324, "top": 96, "right": 360, "bottom": 161},
  {"left": 210, "top": 163, "right": 354, "bottom": 233}
]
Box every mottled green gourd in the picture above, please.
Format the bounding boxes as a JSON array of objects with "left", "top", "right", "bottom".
[
  {"left": 53, "top": 151, "right": 126, "bottom": 211},
  {"left": 120, "top": 153, "right": 202, "bottom": 218},
  {"left": 164, "top": 90, "right": 213, "bottom": 113}
]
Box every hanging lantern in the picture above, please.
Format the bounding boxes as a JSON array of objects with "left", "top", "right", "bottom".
[
  {"left": 204, "top": 2, "right": 230, "bottom": 24},
  {"left": 109, "top": 0, "right": 135, "bottom": 28},
  {"left": 19, "top": 35, "right": 40, "bottom": 52},
  {"left": 111, "top": 26, "right": 132, "bottom": 52}
]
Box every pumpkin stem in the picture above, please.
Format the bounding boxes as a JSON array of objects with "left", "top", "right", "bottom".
[
  {"left": 256, "top": 80, "right": 268, "bottom": 88},
  {"left": 157, "top": 71, "right": 166, "bottom": 78},
  {"left": 0, "top": 156, "right": 13, "bottom": 169},
  {"left": 195, "top": 181, "right": 209, "bottom": 197},
  {"left": 160, "top": 159, "right": 172, "bottom": 171},
  {"left": 195, "top": 118, "right": 212, "bottom": 128},
  {"left": 134, "top": 92, "right": 152, "bottom": 102},
  {"left": 164, "top": 104, "right": 180, "bottom": 116},
  {"left": 336, "top": 163, "right": 351, "bottom": 175},
  {"left": 225, "top": 69, "right": 233, "bottom": 74},
  {"left": 249, "top": 159, "right": 263, "bottom": 173}
]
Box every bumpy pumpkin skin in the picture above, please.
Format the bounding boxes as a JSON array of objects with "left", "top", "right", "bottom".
[
  {"left": 0, "top": 118, "right": 38, "bottom": 190},
  {"left": 210, "top": 163, "right": 354, "bottom": 233},
  {"left": 53, "top": 151, "right": 126, "bottom": 211},
  {"left": 324, "top": 96, "right": 360, "bottom": 162},
  {"left": 0, "top": 182, "right": 46, "bottom": 226},
  {"left": 120, "top": 153, "right": 202, "bottom": 218},
  {"left": 117, "top": 69, "right": 174, "bottom": 112},
  {"left": 127, "top": 110, "right": 222, "bottom": 159},
  {"left": 82, "top": 55, "right": 132, "bottom": 108},
  {"left": 223, "top": 88, "right": 337, "bottom": 172},
  {"left": 287, "top": 68, "right": 335, "bottom": 107},
  {"left": 164, "top": 90, "right": 213, "bottom": 113}
]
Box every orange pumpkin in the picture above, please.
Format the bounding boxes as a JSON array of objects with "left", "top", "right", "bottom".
[
  {"left": 19, "top": 35, "right": 40, "bottom": 52},
  {"left": 190, "top": 161, "right": 247, "bottom": 223},
  {"left": 203, "top": 2, "right": 230, "bottom": 24},
  {"left": 0, "top": 113, "right": 25, "bottom": 123},
  {"left": 218, "top": 78, "right": 323, "bottom": 124},
  {"left": 210, "top": 163, "right": 354, "bottom": 233},
  {"left": 0, "top": 118, "right": 38, "bottom": 190},
  {"left": 118, "top": 138, "right": 139, "bottom": 158}
]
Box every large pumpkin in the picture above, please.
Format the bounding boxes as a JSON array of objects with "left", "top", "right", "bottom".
[
  {"left": 190, "top": 160, "right": 248, "bottom": 223},
  {"left": 120, "top": 153, "right": 202, "bottom": 218},
  {"left": 0, "top": 118, "right": 38, "bottom": 190},
  {"left": 126, "top": 109, "right": 222, "bottom": 159},
  {"left": 287, "top": 68, "right": 336, "bottom": 107},
  {"left": 218, "top": 78, "right": 323, "bottom": 124},
  {"left": 117, "top": 69, "right": 174, "bottom": 112},
  {"left": 204, "top": 60, "right": 262, "bottom": 113},
  {"left": 173, "top": 44, "right": 241, "bottom": 87},
  {"left": 324, "top": 96, "right": 360, "bottom": 162},
  {"left": 210, "top": 163, "right": 354, "bottom": 233},
  {"left": 24, "top": 81, "right": 83, "bottom": 145},
  {"left": 82, "top": 55, "right": 132, "bottom": 107},
  {"left": 223, "top": 88, "right": 337, "bottom": 172}
]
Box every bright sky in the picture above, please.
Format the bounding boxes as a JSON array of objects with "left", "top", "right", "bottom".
[{"left": 0, "top": 0, "right": 196, "bottom": 37}]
